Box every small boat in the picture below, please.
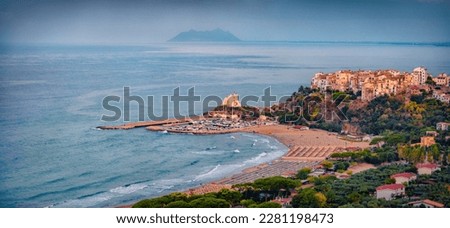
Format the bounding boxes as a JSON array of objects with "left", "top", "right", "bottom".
[
  {"left": 206, "top": 146, "right": 217, "bottom": 151},
  {"left": 233, "top": 149, "right": 240, "bottom": 153},
  {"left": 230, "top": 136, "right": 236, "bottom": 139}
]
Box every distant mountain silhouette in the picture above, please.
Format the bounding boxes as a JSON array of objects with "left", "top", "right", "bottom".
[{"left": 169, "top": 28, "right": 241, "bottom": 42}]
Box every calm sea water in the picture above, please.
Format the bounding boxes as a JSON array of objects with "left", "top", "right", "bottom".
[{"left": 0, "top": 42, "right": 449, "bottom": 207}]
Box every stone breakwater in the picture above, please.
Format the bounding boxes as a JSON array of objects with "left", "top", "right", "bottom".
[{"left": 97, "top": 117, "right": 201, "bottom": 130}]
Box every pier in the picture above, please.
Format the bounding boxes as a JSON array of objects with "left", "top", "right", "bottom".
[{"left": 96, "top": 117, "right": 201, "bottom": 130}]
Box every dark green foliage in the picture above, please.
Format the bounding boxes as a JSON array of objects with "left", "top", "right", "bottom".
[
  {"left": 425, "top": 76, "right": 436, "bottom": 85},
  {"left": 250, "top": 202, "right": 282, "bottom": 208},
  {"left": 216, "top": 189, "right": 242, "bottom": 206},
  {"left": 132, "top": 197, "right": 172, "bottom": 208},
  {"left": 291, "top": 188, "right": 327, "bottom": 208},
  {"left": 410, "top": 94, "right": 425, "bottom": 103},
  {"left": 384, "top": 133, "right": 408, "bottom": 146},
  {"left": 296, "top": 168, "right": 312, "bottom": 180},
  {"left": 133, "top": 190, "right": 236, "bottom": 208},
  {"left": 333, "top": 161, "right": 350, "bottom": 171},
  {"left": 330, "top": 150, "right": 369, "bottom": 160},
  {"left": 310, "top": 122, "right": 342, "bottom": 133},
  {"left": 164, "top": 201, "right": 191, "bottom": 208},
  {"left": 253, "top": 176, "right": 300, "bottom": 191},
  {"left": 188, "top": 197, "right": 230, "bottom": 208},
  {"left": 240, "top": 199, "right": 256, "bottom": 207}
]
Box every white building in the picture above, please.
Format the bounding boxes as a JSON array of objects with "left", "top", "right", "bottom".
[
  {"left": 311, "top": 73, "right": 330, "bottom": 91},
  {"left": 376, "top": 184, "right": 405, "bottom": 201},
  {"left": 390, "top": 172, "right": 417, "bottom": 184},
  {"left": 222, "top": 93, "right": 241, "bottom": 107},
  {"left": 416, "top": 163, "right": 440, "bottom": 175},
  {"left": 432, "top": 91, "right": 450, "bottom": 103},
  {"left": 433, "top": 73, "right": 449, "bottom": 87},
  {"left": 409, "top": 199, "right": 444, "bottom": 208},
  {"left": 412, "top": 67, "right": 428, "bottom": 85},
  {"left": 436, "top": 122, "right": 450, "bottom": 131}
]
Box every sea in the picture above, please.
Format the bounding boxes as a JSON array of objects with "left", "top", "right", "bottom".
[{"left": 0, "top": 42, "right": 449, "bottom": 207}]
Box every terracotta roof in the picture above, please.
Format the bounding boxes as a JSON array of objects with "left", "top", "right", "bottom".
[
  {"left": 391, "top": 172, "right": 416, "bottom": 179},
  {"left": 376, "top": 184, "right": 404, "bottom": 191},
  {"left": 409, "top": 199, "right": 445, "bottom": 208},
  {"left": 416, "top": 163, "right": 439, "bottom": 169},
  {"left": 422, "top": 199, "right": 444, "bottom": 208}
]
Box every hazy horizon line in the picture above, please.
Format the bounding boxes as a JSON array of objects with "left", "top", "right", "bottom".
[{"left": 2, "top": 40, "right": 450, "bottom": 47}]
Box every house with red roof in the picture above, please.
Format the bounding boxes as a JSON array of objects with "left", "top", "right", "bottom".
[
  {"left": 409, "top": 199, "right": 445, "bottom": 208},
  {"left": 416, "top": 163, "right": 440, "bottom": 175},
  {"left": 376, "top": 184, "right": 405, "bottom": 201},
  {"left": 390, "top": 172, "right": 417, "bottom": 184}
]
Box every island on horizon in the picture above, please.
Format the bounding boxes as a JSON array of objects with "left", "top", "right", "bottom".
[{"left": 168, "top": 28, "right": 241, "bottom": 42}]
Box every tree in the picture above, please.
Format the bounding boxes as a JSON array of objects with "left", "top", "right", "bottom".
[
  {"left": 291, "top": 188, "right": 327, "bottom": 208},
  {"left": 253, "top": 176, "right": 300, "bottom": 192},
  {"left": 298, "top": 85, "right": 305, "bottom": 93},
  {"left": 334, "top": 161, "right": 350, "bottom": 172},
  {"left": 384, "top": 177, "right": 395, "bottom": 184},
  {"left": 366, "top": 200, "right": 379, "bottom": 208},
  {"left": 385, "top": 133, "right": 407, "bottom": 146},
  {"left": 410, "top": 94, "right": 425, "bottom": 104},
  {"left": 216, "top": 189, "right": 242, "bottom": 206},
  {"left": 296, "top": 168, "right": 312, "bottom": 180},
  {"left": 429, "top": 144, "right": 440, "bottom": 162},
  {"left": 188, "top": 197, "right": 230, "bottom": 208},
  {"left": 133, "top": 197, "right": 171, "bottom": 208},
  {"left": 321, "top": 161, "right": 333, "bottom": 170},
  {"left": 132, "top": 193, "right": 188, "bottom": 208},
  {"left": 347, "top": 192, "right": 362, "bottom": 204},
  {"left": 164, "top": 201, "right": 191, "bottom": 208},
  {"left": 240, "top": 199, "right": 256, "bottom": 208},
  {"left": 425, "top": 76, "right": 436, "bottom": 85},
  {"left": 314, "top": 192, "right": 327, "bottom": 207},
  {"left": 251, "top": 202, "right": 282, "bottom": 208}
]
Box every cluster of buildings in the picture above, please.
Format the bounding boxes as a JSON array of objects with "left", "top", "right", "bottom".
[
  {"left": 311, "top": 67, "right": 450, "bottom": 102},
  {"left": 410, "top": 124, "right": 450, "bottom": 147},
  {"left": 375, "top": 163, "right": 442, "bottom": 208},
  {"left": 433, "top": 88, "right": 450, "bottom": 103}
]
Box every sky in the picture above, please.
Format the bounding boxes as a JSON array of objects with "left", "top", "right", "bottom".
[{"left": 0, "top": 0, "right": 449, "bottom": 44}]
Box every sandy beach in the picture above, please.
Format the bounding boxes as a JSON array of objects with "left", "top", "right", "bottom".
[
  {"left": 242, "top": 125, "right": 369, "bottom": 148},
  {"left": 116, "top": 123, "right": 370, "bottom": 207}
]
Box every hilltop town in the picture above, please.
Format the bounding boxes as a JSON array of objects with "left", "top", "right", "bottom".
[{"left": 311, "top": 67, "right": 450, "bottom": 103}]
